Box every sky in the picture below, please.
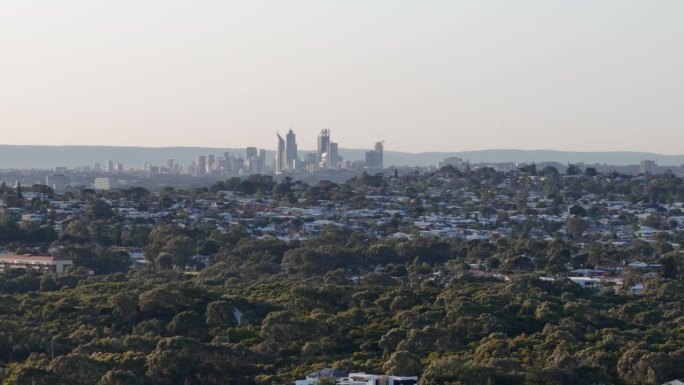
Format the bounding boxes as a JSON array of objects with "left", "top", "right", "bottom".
[{"left": 1, "top": 0, "right": 683, "bottom": 154}]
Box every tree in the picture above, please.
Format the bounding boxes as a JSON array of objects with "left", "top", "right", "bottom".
[
  {"left": 167, "top": 311, "right": 204, "bottom": 339},
  {"left": 138, "top": 287, "right": 180, "bottom": 318},
  {"left": 1, "top": 366, "right": 63, "bottom": 385},
  {"left": 146, "top": 337, "right": 205, "bottom": 385},
  {"left": 109, "top": 292, "right": 139, "bottom": 323},
  {"left": 63, "top": 220, "right": 91, "bottom": 242},
  {"left": 566, "top": 164, "right": 581, "bottom": 175},
  {"left": 660, "top": 254, "right": 679, "bottom": 279},
  {"left": 97, "top": 370, "right": 143, "bottom": 385},
  {"left": 161, "top": 235, "right": 195, "bottom": 268},
  {"left": 541, "top": 166, "right": 560, "bottom": 177},
  {"left": 49, "top": 354, "right": 109, "bottom": 385},
  {"left": 566, "top": 218, "right": 588, "bottom": 239},
  {"left": 617, "top": 348, "right": 675, "bottom": 385},
  {"left": 569, "top": 205, "right": 587, "bottom": 217},
  {"left": 519, "top": 164, "right": 537, "bottom": 175},
  {"left": 206, "top": 301, "right": 237, "bottom": 328},
  {"left": 383, "top": 351, "right": 422, "bottom": 376},
  {"left": 86, "top": 199, "right": 114, "bottom": 220}
]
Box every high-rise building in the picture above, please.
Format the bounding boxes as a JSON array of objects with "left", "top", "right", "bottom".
[
  {"left": 246, "top": 147, "right": 266, "bottom": 173},
  {"left": 166, "top": 158, "right": 174, "bottom": 170},
  {"left": 207, "top": 154, "right": 216, "bottom": 172},
  {"left": 46, "top": 174, "right": 69, "bottom": 192},
  {"left": 640, "top": 160, "right": 657, "bottom": 174},
  {"left": 365, "top": 141, "right": 384, "bottom": 168},
  {"left": 375, "top": 141, "right": 384, "bottom": 167},
  {"left": 232, "top": 157, "right": 245, "bottom": 173},
  {"left": 258, "top": 149, "right": 267, "bottom": 172},
  {"left": 222, "top": 152, "right": 232, "bottom": 174},
  {"left": 196, "top": 155, "right": 207, "bottom": 176},
  {"left": 285, "top": 129, "right": 298, "bottom": 171},
  {"left": 327, "top": 142, "right": 339, "bottom": 169},
  {"left": 106, "top": 160, "right": 114, "bottom": 173},
  {"left": 317, "top": 129, "right": 330, "bottom": 167},
  {"left": 275, "top": 133, "right": 285, "bottom": 174}
]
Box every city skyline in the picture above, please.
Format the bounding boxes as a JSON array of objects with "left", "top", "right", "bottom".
[{"left": 1, "top": 1, "right": 683, "bottom": 154}]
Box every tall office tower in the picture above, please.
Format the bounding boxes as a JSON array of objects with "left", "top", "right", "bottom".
[
  {"left": 365, "top": 141, "right": 384, "bottom": 168},
  {"left": 285, "top": 129, "right": 298, "bottom": 171},
  {"left": 374, "top": 141, "right": 384, "bottom": 168},
  {"left": 166, "top": 158, "right": 174, "bottom": 169},
  {"left": 246, "top": 147, "right": 258, "bottom": 160},
  {"left": 196, "top": 155, "right": 207, "bottom": 176},
  {"left": 327, "top": 142, "right": 339, "bottom": 169},
  {"left": 222, "top": 152, "right": 232, "bottom": 174},
  {"left": 207, "top": 154, "right": 216, "bottom": 172},
  {"left": 143, "top": 161, "right": 150, "bottom": 171},
  {"left": 258, "top": 149, "right": 267, "bottom": 172},
  {"left": 106, "top": 160, "right": 114, "bottom": 173},
  {"left": 232, "top": 157, "right": 245, "bottom": 173},
  {"left": 245, "top": 147, "right": 261, "bottom": 173},
  {"left": 116, "top": 163, "right": 124, "bottom": 173},
  {"left": 275, "top": 133, "right": 285, "bottom": 174},
  {"left": 317, "top": 129, "right": 330, "bottom": 167}
]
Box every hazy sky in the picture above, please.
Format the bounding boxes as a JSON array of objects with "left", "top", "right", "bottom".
[{"left": 1, "top": 1, "right": 683, "bottom": 153}]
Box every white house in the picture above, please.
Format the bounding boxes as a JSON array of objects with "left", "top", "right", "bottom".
[
  {"left": 295, "top": 369, "right": 418, "bottom": 385},
  {"left": 568, "top": 277, "right": 601, "bottom": 288}
]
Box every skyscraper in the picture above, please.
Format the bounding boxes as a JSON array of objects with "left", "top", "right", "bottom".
[
  {"left": 258, "top": 149, "right": 267, "bottom": 172},
  {"left": 275, "top": 133, "right": 285, "bottom": 174},
  {"left": 285, "top": 129, "right": 298, "bottom": 171},
  {"left": 246, "top": 147, "right": 264, "bottom": 173},
  {"left": 327, "top": 142, "right": 339, "bottom": 169},
  {"left": 317, "top": 129, "right": 330, "bottom": 167},
  {"left": 365, "top": 141, "right": 384, "bottom": 168},
  {"left": 196, "top": 155, "right": 207, "bottom": 176}
]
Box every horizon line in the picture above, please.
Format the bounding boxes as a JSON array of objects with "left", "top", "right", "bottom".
[{"left": 0, "top": 143, "right": 682, "bottom": 157}]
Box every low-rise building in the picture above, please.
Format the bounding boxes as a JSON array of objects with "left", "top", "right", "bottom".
[
  {"left": 94, "top": 177, "right": 118, "bottom": 190},
  {"left": 0, "top": 254, "right": 73, "bottom": 273},
  {"left": 295, "top": 369, "right": 418, "bottom": 385}
]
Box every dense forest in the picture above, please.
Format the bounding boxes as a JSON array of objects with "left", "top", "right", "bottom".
[{"left": 0, "top": 168, "right": 683, "bottom": 384}]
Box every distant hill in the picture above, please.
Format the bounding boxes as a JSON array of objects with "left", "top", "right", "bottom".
[
  {"left": 0, "top": 145, "right": 682, "bottom": 169},
  {"left": 385, "top": 149, "right": 684, "bottom": 168}
]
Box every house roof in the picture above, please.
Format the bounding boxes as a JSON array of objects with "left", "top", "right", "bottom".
[{"left": 0, "top": 254, "right": 66, "bottom": 262}]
